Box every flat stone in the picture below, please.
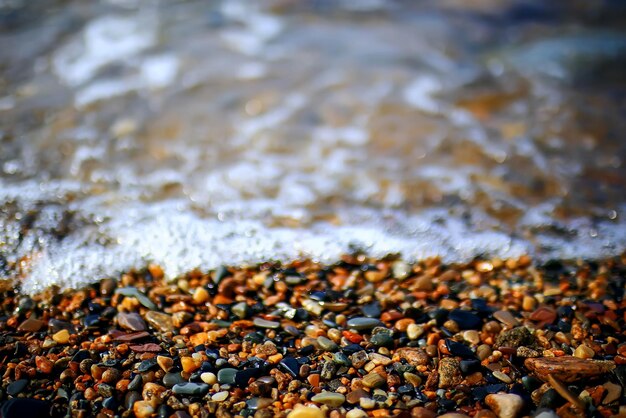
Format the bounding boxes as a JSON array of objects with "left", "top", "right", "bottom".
[
  {"left": 445, "top": 340, "right": 475, "bottom": 358},
  {"left": 525, "top": 356, "right": 615, "bottom": 383},
  {"left": 172, "top": 382, "right": 209, "bottom": 396},
  {"left": 346, "top": 317, "right": 382, "bottom": 330},
  {"left": 17, "top": 318, "right": 45, "bottom": 332},
  {"left": 212, "top": 391, "right": 229, "bottom": 402},
  {"left": 485, "top": 393, "right": 524, "bottom": 418},
  {"left": 493, "top": 310, "right": 520, "bottom": 328},
  {"left": 449, "top": 309, "right": 482, "bottom": 330},
  {"left": 362, "top": 372, "right": 386, "bottom": 389},
  {"left": 114, "top": 331, "right": 151, "bottom": 342},
  {"left": 217, "top": 368, "right": 238, "bottom": 384},
  {"left": 246, "top": 397, "right": 273, "bottom": 410},
  {"left": 163, "top": 372, "right": 185, "bottom": 388},
  {"left": 279, "top": 357, "right": 300, "bottom": 377},
  {"left": 115, "top": 287, "right": 157, "bottom": 310},
  {"left": 317, "top": 336, "right": 338, "bottom": 352},
  {"left": 7, "top": 379, "right": 28, "bottom": 396},
  {"left": 145, "top": 311, "right": 175, "bottom": 333},
  {"left": 253, "top": 318, "right": 280, "bottom": 329},
  {"left": 346, "top": 388, "right": 369, "bottom": 404},
  {"left": 118, "top": 312, "right": 147, "bottom": 331},
  {"left": 129, "top": 343, "right": 162, "bottom": 352},
  {"left": 311, "top": 392, "right": 345, "bottom": 407}
]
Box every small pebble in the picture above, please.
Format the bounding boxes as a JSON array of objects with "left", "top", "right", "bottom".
[{"left": 52, "top": 329, "right": 70, "bottom": 344}]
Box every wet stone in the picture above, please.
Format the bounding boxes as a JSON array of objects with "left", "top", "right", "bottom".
[
  {"left": 115, "top": 287, "right": 157, "bottom": 310},
  {"left": 217, "top": 368, "right": 238, "bottom": 384},
  {"left": 493, "top": 310, "right": 520, "bottom": 328},
  {"left": 145, "top": 311, "right": 175, "bottom": 333},
  {"left": 445, "top": 340, "right": 475, "bottom": 358},
  {"left": 460, "top": 359, "right": 481, "bottom": 375},
  {"left": 98, "top": 383, "right": 114, "bottom": 398},
  {"left": 17, "top": 318, "right": 45, "bottom": 332},
  {"left": 449, "top": 309, "right": 482, "bottom": 330},
  {"left": 361, "top": 302, "right": 381, "bottom": 318},
  {"left": 311, "top": 392, "right": 345, "bottom": 407},
  {"left": 172, "top": 382, "right": 209, "bottom": 396},
  {"left": 438, "top": 358, "right": 462, "bottom": 388},
  {"left": 231, "top": 302, "right": 250, "bottom": 319},
  {"left": 7, "top": 379, "right": 28, "bottom": 396},
  {"left": 317, "top": 336, "right": 338, "bottom": 352},
  {"left": 350, "top": 351, "right": 369, "bottom": 368},
  {"left": 118, "top": 312, "right": 147, "bottom": 331},
  {"left": 495, "top": 327, "right": 534, "bottom": 348},
  {"left": 370, "top": 331, "right": 393, "bottom": 347},
  {"left": 346, "top": 317, "right": 382, "bottom": 330},
  {"left": 163, "top": 372, "right": 185, "bottom": 387},
  {"left": 253, "top": 318, "right": 280, "bottom": 329},
  {"left": 524, "top": 356, "right": 616, "bottom": 383},
  {"left": 280, "top": 357, "right": 300, "bottom": 377}
]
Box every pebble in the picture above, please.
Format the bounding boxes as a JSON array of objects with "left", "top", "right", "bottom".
[
  {"left": 253, "top": 318, "right": 280, "bottom": 329},
  {"left": 115, "top": 287, "right": 157, "bottom": 310},
  {"left": 407, "top": 323, "right": 424, "bottom": 340},
  {"left": 439, "top": 358, "right": 462, "bottom": 388},
  {"left": 145, "top": 311, "right": 175, "bottom": 333},
  {"left": 133, "top": 400, "right": 155, "bottom": 418},
  {"left": 52, "top": 329, "right": 70, "bottom": 344},
  {"left": 287, "top": 405, "right": 324, "bottom": 418},
  {"left": 524, "top": 356, "right": 616, "bottom": 382},
  {"left": 392, "top": 261, "right": 410, "bottom": 280},
  {"left": 346, "top": 408, "right": 368, "bottom": 418},
  {"left": 7, "top": 379, "right": 28, "bottom": 396},
  {"left": 163, "top": 372, "right": 185, "bottom": 387},
  {"left": 192, "top": 287, "right": 209, "bottom": 304},
  {"left": 201, "top": 372, "right": 217, "bottom": 385},
  {"left": 362, "top": 372, "right": 386, "bottom": 388},
  {"left": 360, "top": 397, "right": 376, "bottom": 409},
  {"left": 346, "top": 317, "right": 382, "bottom": 330},
  {"left": 317, "top": 336, "right": 338, "bottom": 351},
  {"left": 493, "top": 310, "right": 519, "bottom": 328},
  {"left": 172, "top": 382, "right": 209, "bottom": 396},
  {"left": 449, "top": 309, "right": 481, "bottom": 330},
  {"left": 492, "top": 371, "right": 512, "bottom": 384},
  {"left": 485, "top": 393, "right": 524, "bottom": 418},
  {"left": 118, "top": 312, "right": 147, "bottom": 331},
  {"left": 217, "top": 368, "right": 238, "bottom": 384},
  {"left": 212, "top": 391, "right": 229, "bottom": 402},
  {"left": 17, "top": 318, "right": 45, "bottom": 332},
  {"left": 231, "top": 302, "right": 250, "bottom": 319},
  {"left": 574, "top": 344, "right": 595, "bottom": 359},
  {"left": 311, "top": 392, "right": 345, "bottom": 407},
  {"left": 157, "top": 355, "right": 173, "bottom": 371}
]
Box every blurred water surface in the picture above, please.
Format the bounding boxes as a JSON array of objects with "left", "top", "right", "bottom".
[{"left": 1, "top": 0, "right": 626, "bottom": 292}]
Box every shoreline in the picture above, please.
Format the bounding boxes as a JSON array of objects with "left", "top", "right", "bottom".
[{"left": 1, "top": 254, "right": 625, "bottom": 418}]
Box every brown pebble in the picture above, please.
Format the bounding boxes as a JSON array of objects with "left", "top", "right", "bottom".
[{"left": 525, "top": 356, "right": 616, "bottom": 383}]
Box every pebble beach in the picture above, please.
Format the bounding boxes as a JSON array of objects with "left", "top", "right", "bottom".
[{"left": 1, "top": 254, "right": 625, "bottom": 418}]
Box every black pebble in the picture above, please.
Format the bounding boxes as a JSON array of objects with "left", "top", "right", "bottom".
[
  {"left": 459, "top": 359, "right": 481, "bottom": 374},
  {"left": 0, "top": 398, "right": 51, "bottom": 418},
  {"left": 445, "top": 340, "right": 475, "bottom": 358},
  {"left": 279, "top": 357, "right": 299, "bottom": 377},
  {"left": 449, "top": 309, "right": 482, "bottom": 330}
]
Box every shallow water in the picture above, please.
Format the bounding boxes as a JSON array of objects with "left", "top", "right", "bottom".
[{"left": 1, "top": 0, "right": 626, "bottom": 293}]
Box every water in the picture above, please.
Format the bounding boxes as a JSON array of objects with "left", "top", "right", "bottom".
[{"left": 1, "top": 0, "right": 626, "bottom": 293}]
